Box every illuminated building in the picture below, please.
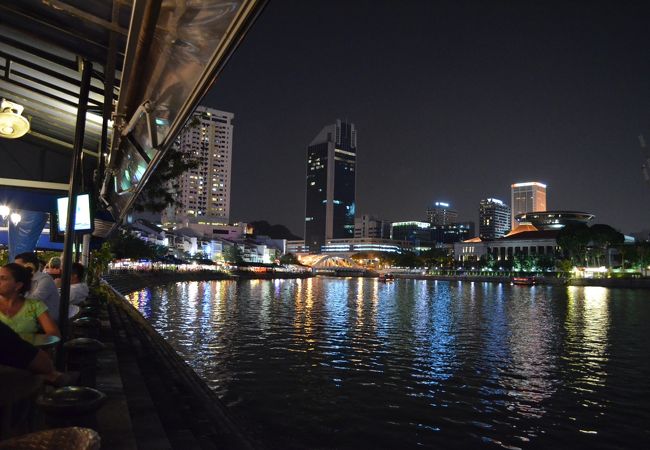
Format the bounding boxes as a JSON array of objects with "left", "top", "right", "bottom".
[
  {"left": 391, "top": 221, "right": 431, "bottom": 244},
  {"left": 304, "top": 119, "right": 356, "bottom": 252},
  {"left": 162, "top": 106, "right": 233, "bottom": 227},
  {"left": 510, "top": 181, "right": 546, "bottom": 228},
  {"left": 321, "top": 238, "right": 404, "bottom": 254},
  {"left": 479, "top": 198, "right": 511, "bottom": 239},
  {"left": 514, "top": 211, "right": 594, "bottom": 230},
  {"left": 354, "top": 214, "right": 391, "bottom": 239},
  {"left": 426, "top": 201, "right": 458, "bottom": 225},
  {"left": 430, "top": 221, "right": 475, "bottom": 244}
]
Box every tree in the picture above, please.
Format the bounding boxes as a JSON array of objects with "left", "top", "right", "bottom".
[
  {"left": 222, "top": 244, "right": 244, "bottom": 264},
  {"left": 479, "top": 253, "right": 497, "bottom": 270},
  {"left": 108, "top": 231, "right": 158, "bottom": 260},
  {"left": 279, "top": 253, "right": 300, "bottom": 265},
  {"left": 420, "top": 248, "right": 452, "bottom": 268},
  {"left": 390, "top": 251, "right": 423, "bottom": 268},
  {"left": 588, "top": 224, "right": 624, "bottom": 266},
  {"left": 249, "top": 220, "right": 302, "bottom": 240},
  {"left": 133, "top": 145, "right": 199, "bottom": 213},
  {"left": 556, "top": 223, "right": 591, "bottom": 265}
]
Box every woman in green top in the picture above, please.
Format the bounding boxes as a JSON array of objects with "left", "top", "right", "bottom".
[{"left": 0, "top": 263, "right": 60, "bottom": 337}]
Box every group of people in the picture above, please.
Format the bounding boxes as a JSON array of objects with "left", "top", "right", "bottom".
[
  {"left": 0, "top": 252, "right": 89, "bottom": 337},
  {"left": 0, "top": 252, "right": 89, "bottom": 385}
]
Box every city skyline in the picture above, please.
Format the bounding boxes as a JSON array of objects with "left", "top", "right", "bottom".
[{"left": 204, "top": 0, "right": 650, "bottom": 237}]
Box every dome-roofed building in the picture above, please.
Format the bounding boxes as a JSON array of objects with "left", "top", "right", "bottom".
[{"left": 515, "top": 211, "right": 594, "bottom": 231}]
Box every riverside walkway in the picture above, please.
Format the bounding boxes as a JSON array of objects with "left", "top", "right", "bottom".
[
  {"left": 0, "top": 273, "right": 263, "bottom": 449},
  {"left": 96, "top": 274, "right": 262, "bottom": 450}
]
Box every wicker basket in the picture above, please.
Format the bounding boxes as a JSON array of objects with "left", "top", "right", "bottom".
[{"left": 0, "top": 427, "right": 100, "bottom": 450}]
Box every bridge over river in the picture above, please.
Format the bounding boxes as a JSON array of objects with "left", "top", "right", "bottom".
[{"left": 298, "top": 254, "right": 377, "bottom": 277}]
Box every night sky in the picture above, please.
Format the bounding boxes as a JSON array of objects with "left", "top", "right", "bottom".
[{"left": 204, "top": 0, "right": 650, "bottom": 237}]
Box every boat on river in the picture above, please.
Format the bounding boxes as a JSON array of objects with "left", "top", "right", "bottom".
[
  {"left": 512, "top": 276, "right": 536, "bottom": 285},
  {"left": 378, "top": 273, "right": 395, "bottom": 282}
]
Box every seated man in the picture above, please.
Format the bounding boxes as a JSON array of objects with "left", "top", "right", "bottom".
[
  {"left": 14, "top": 252, "right": 60, "bottom": 322},
  {"left": 69, "top": 262, "right": 89, "bottom": 306},
  {"left": 44, "top": 256, "right": 62, "bottom": 281}
]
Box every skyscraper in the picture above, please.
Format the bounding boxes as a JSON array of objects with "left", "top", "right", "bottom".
[
  {"left": 479, "top": 198, "right": 511, "bottom": 239},
  {"left": 426, "top": 201, "right": 458, "bottom": 225},
  {"left": 510, "top": 181, "right": 546, "bottom": 228},
  {"left": 304, "top": 119, "right": 356, "bottom": 252},
  {"left": 162, "top": 106, "right": 233, "bottom": 226}
]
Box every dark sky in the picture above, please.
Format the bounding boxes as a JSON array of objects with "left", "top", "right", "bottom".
[{"left": 204, "top": 0, "right": 650, "bottom": 237}]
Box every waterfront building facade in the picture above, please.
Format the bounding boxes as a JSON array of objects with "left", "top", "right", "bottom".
[
  {"left": 304, "top": 119, "right": 357, "bottom": 252},
  {"left": 455, "top": 230, "right": 559, "bottom": 263},
  {"left": 479, "top": 198, "right": 511, "bottom": 239},
  {"left": 321, "top": 238, "right": 405, "bottom": 254},
  {"left": 510, "top": 181, "right": 546, "bottom": 228},
  {"left": 391, "top": 221, "right": 432, "bottom": 245},
  {"left": 354, "top": 214, "right": 391, "bottom": 239},
  {"left": 426, "top": 201, "right": 458, "bottom": 225},
  {"left": 162, "top": 106, "right": 234, "bottom": 227},
  {"left": 431, "top": 221, "right": 475, "bottom": 244}
]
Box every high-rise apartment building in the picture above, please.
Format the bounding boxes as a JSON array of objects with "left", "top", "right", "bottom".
[
  {"left": 304, "top": 119, "right": 356, "bottom": 252},
  {"left": 479, "top": 198, "right": 511, "bottom": 239},
  {"left": 162, "top": 106, "right": 233, "bottom": 226},
  {"left": 426, "top": 201, "right": 458, "bottom": 225},
  {"left": 510, "top": 182, "right": 546, "bottom": 229}
]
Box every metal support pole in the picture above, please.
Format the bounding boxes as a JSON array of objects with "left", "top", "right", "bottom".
[
  {"left": 57, "top": 59, "right": 92, "bottom": 368},
  {"left": 99, "top": 0, "right": 119, "bottom": 177}
]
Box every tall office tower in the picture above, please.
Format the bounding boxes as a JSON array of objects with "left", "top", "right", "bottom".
[
  {"left": 479, "top": 198, "right": 511, "bottom": 239},
  {"left": 304, "top": 119, "right": 356, "bottom": 252},
  {"left": 426, "top": 201, "right": 458, "bottom": 225},
  {"left": 510, "top": 181, "right": 546, "bottom": 228},
  {"left": 162, "top": 106, "right": 233, "bottom": 226}
]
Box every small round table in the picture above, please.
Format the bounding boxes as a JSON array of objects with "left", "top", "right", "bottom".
[{"left": 19, "top": 333, "right": 61, "bottom": 349}]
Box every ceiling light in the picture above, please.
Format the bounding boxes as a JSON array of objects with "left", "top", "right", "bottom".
[{"left": 0, "top": 99, "right": 30, "bottom": 139}]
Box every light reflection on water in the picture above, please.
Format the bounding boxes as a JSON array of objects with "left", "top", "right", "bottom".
[{"left": 125, "top": 279, "right": 650, "bottom": 449}]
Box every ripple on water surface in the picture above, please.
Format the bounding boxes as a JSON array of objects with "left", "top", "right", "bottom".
[{"left": 126, "top": 278, "right": 650, "bottom": 449}]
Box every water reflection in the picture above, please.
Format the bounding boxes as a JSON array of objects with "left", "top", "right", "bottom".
[{"left": 128, "top": 278, "right": 649, "bottom": 449}]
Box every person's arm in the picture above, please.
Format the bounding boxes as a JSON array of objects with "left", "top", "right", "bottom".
[
  {"left": 27, "top": 349, "right": 56, "bottom": 375},
  {"left": 37, "top": 311, "right": 61, "bottom": 337}
]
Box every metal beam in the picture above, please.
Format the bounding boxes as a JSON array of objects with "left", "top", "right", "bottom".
[
  {"left": 27, "top": 131, "right": 100, "bottom": 158},
  {"left": 42, "top": 0, "right": 128, "bottom": 36},
  {"left": 58, "top": 59, "right": 93, "bottom": 367},
  {"left": 0, "top": 4, "right": 119, "bottom": 61},
  {"left": 0, "top": 178, "right": 69, "bottom": 191}
]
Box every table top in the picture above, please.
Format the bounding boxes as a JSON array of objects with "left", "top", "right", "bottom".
[{"left": 19, "top": 333, "right": 61, "bottom": 349}]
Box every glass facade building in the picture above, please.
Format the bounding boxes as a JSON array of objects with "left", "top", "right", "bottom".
[
  {"left": 479, "top": 198, "right": 511, "bottom": 239},
  {"left": 304, "top": 120, "right": 356, "bottom": 252},
  {"left": 430, "top": 221, "right": 475, "bottom": 244}
]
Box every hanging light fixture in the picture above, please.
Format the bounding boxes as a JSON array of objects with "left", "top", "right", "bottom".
[
  {"left": 0, "top": 205, "right": 9, "bottom": 220},
  {"left": 9, "top": 212, "right": 21, "bottom": 226},
  {"left": 0, "top": 99, "right": 30, "bottom": 139}
]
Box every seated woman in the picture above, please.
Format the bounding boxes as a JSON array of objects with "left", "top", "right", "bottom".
[{"left": 0, "top": 263, "right": 60, "bottom": 337}]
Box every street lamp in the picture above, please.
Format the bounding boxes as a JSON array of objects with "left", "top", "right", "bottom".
[
  {"left": 0, "top": 205, "right": 21, "bottom": 225},
  {"left": 10, "top": 212, "right": 21, "bottom": 226}
]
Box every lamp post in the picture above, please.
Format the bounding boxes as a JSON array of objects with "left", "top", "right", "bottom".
[{"left": 0, "top": 205, "right": 22, "bottom": 225}]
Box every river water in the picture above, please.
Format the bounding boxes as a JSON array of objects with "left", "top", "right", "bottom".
[{"left": 126, "top": 278, "right": 650, "bottom": 449}]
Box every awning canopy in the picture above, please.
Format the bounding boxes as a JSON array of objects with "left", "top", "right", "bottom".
[{"left": 0, "top": 0, "right": 265, "bottom": 227}]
